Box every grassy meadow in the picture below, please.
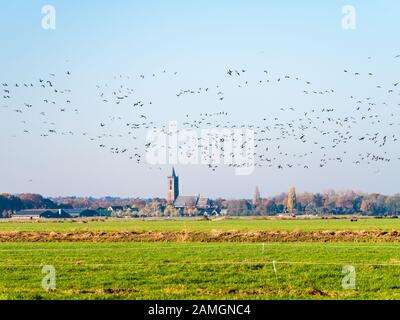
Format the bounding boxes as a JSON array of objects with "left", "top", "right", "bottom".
[
  {"left": 0, "top": 217, "right": 399, "bottom": 233},
  {"left": 0, "top": 218, "right": 399, "bottom": 300}
]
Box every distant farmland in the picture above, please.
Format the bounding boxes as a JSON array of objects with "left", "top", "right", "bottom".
[{"left": 0, "top": 218, "right": 398, "bottom": 300}]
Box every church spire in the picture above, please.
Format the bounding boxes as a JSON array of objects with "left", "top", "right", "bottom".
[
  {"left": 253, "top": 186, "right": 261, "bottom": 206},
  {"left": 172, "top": 167, "right": 176, "bottom": 177}
]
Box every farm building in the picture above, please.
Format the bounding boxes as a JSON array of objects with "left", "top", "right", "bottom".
[
  {"left": 63, "top": 208, "right": 101, "bottom": 218},
  {"left": 12, "top": 209, "right": 71, "bottom": 219},
  {"left": 107, "top": 206, "right": 125, "bottom": 212}
]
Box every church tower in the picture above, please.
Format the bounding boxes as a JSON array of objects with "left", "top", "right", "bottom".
[
  {"left": 253, "top": 186, "right": 261, "bottom": 207},
  {"left": 167, "top": 167, "right": 179, "bottom": 203},
  {"left": 287, "top": 186, "right": 297, "bottom": 214}
]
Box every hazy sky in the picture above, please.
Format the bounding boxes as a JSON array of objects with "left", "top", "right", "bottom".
[{"left": 0, "top": 0, "right": 400, "bottom": 198}]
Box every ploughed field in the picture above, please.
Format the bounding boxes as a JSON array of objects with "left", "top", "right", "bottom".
[{"left": 0, "top": 218, "right": 399, "bottom": 299}]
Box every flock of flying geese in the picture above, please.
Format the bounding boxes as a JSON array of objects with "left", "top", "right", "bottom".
[{"left": 2, "top": 54, "right": 400, "bottom": 173}]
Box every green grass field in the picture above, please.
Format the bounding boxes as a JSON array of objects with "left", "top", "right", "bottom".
[
  {"left": 0, "top": 242, "right": 399, "bottom": 300},
  {"left": 0, "top": 217, "right": 399, "bottom": 233},
  {"left": 0, "top": 218, "right": 399, "bottom": 300}
]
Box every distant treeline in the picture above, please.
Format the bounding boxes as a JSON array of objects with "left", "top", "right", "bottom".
[
  {"left": 50, "top": 196, "right": 163, "bottom": 211},
  {"left": 50, "top": 191, "right": 400, "bottom": 216},
  {"left": 2, "top": 191, "right": 400, "bottom": 216},
  {"left": 0, "top": 194, "right": 72, "bottom": 214},
  {"left": 248, "top": 191, "right": 400, "bottom": 216}
]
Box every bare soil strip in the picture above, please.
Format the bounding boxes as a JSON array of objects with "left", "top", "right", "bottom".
[{"left": 0, "top": 230, "right": 399, "bottom": 243}]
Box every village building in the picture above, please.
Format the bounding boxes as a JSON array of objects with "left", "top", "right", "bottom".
[
  {"left": 107, "top": 206, "right": 125, "bottom": 212},
  {"left": 12, "top": 209, "right": 71, "bottom": 219},
  {"left": 63, "top": 208, "right": 101, "bottom": 218},
  {"left": 167, "top": 168, "right": 217, "bottom": 215}
]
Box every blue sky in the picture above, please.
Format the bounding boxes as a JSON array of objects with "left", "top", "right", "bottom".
[{"left": 0, "top": 1, "right": 400, "bottom": 198}]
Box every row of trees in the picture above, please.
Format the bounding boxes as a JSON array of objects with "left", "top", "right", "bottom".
[
  {"left": 130, "top": 191, "right": 400, "bottom": 217},
  {"left": 0, "top": 193, "right": 65, "bottom": 214},
  {"left": 249, "top": 190, "right": 400, "bottom": 216},
  {"left": 50, "top": 196, "right": 164, "bottom": 212},
  {"left": 2, "top": 191, "right": 400, "bottom": 217}
]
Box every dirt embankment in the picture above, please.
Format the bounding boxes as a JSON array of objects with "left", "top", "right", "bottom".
[{"left": 0, "top": 230, "right": 399, "bottom": 243}]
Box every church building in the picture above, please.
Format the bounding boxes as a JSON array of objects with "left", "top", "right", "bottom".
[{"left": 167, "top": 168, "right": 215, "bottom": 214}]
